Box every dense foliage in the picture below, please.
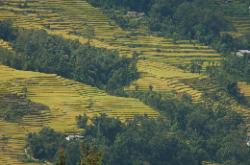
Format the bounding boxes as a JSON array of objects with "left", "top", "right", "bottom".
[
  {"left": 0, "top": 21, "right": 138, "bottom": 91},
  {"left": 131, "top": 91, "right": 250, "bottom": 164},
  {"left": 27, "top": 128, "right": 66, "bottom": 161},
  {"left": 88, "top": 0, "right": 232, "bottom": 46},
  {"left": 206, "top": 53, "right": 250, "bottom": 103},
  {"left": 27, "top": 94, "right": 250, "bottom": 165},
  {"left": 0, "top": 20, "right": 16, "bottom": 41},
  {"left": 26, "top": 128, "right": 103, "bottom": 164},
  {"left": 0, "top": 94, "right": 48, "bottom": 121}
]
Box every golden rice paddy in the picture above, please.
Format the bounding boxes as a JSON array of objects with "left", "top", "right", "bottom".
[{"left": 0, "top": 64, "right": 158, "bottom": 164}]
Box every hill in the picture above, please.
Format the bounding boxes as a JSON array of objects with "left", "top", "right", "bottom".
[
  {"left": 0, "top": 64, "right": 158, "bottom": 164},
  {"left": 0, "top": 0, "right": 222, "bottom": 101},
  {"left": 0, "top": 0, "right": 250, "bottom": 164},
  {"left": 216, "top": 0, "right": 250, "bottom": 37}
]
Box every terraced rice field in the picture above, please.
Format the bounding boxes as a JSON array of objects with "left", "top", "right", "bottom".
[
  {"left": 213, "top": 0, "right": 250, "bottom": 37},
  {"left": 183, "top": 78, "right": 250, "bottom": 135},
  {"left": 202, "top": 161, "right": 221, "bottom": 165},
  {"left": 0, "top": 0, "right": 223, "bottom": 102},
  {"left": 0, "top": 64, "right": 158, "bottom": 164},
  {"left": 0, "top": 39, "right": 13, "bottom": 51},
  {"left": 238, "top": 82, "right": 250, "bottom": 133},
  {"left": 228, "top": 15, "right": 250, "bottom": 37},
  {"left": 238, "top": 82, "right": 250, "bottom": 100},
  {"left": 0, "top": 0, "right": 249, "bottom": 164}
]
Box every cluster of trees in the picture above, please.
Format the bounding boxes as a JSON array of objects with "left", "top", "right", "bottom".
[
  {"left": 26, "top": 127, "right": 103, "bottom": 165},
  {"left": 0, "top": 94, "right": 48, "bottom": 121},
  {"left": 206, "top": 55, "right": 250, "bottom": 106},
  {"left": 0, "top": 20, "right": 138, "bottom": 91},
  {"left": 88, "top": 0, "right": 234, "bottom": 49},
  {"left": 87, "top": 0, "right": 250, "bottom": 55},
  {"left": 0, "top": 20, "right": 16, "bottom": 41},
  {"left": 26, "top": 92, "right": 250, "bottom": 165},
  {"left": 87, "top": 0, "right": 153, "bottom": 12}
]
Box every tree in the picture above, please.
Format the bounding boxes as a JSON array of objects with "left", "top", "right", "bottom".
[
  {"left": 56, "top": 149, "right": 66, "bottom": 165},
  {"left": 190, "top": 60, "right": 203, "bottom": 74},
  {"left": 83, "top": 25, "right": 95, "bottom": 45},
  {"left": 86, "top": 99, "right": 94, "bottom": 110},
  {"left": 84, "top": 114, "right": 124, "bottom": 145},
  {"left": 27, "top": 127, "right": 65, "bottom": 160},
  {"left": 0, "top": 20, "right": 16, "bottom": 41},
  {"left": 149, "top": 84, "right": 153, "bottom": 91},
  {"left": 22, "top": 86, "right": 28, "bottom": 98},
  {"left": 19, "top": 0, "right": 29, "bottom": 8},
  {"left": 0, "top": 135, "right": 9, "bottom": 151},
  {"left": 64, "top": 141, "right": 81, "bottom": 165},
  {"left": 80, "top": 143, "right": 103, "bottom": 165},
  {"left": 77, "top": 114, "right": 89, "bottom": 129}
]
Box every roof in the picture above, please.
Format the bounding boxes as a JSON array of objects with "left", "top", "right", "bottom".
[
  {"left": 238, "top": 50, "right": 250, "bottom": 53},
  {"left": 65, "top": 135, "right": 84, "bottom": 141}
]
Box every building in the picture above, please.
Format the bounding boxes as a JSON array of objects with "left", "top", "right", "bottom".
[
  {"left": 236, "top": 50, "right": 250, "bottom": 57},
  {"left": 65, "top": 135, "right": 84, "bottom": 141},
  {"left": 126, "top": 11, "right": 145, "bottom": 18}
]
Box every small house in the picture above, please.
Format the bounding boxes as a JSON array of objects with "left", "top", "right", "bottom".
[
  {"left": 236, "top": 50, "right": 250, "bottom": 57},
  {"left": 126, "top": 11, "right": 145, "bottom": 18},
  {"left": 65, "top": 135, "right": 84, "bottom": 141}
]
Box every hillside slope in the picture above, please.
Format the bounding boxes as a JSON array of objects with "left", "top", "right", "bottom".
[
  {"left": 0, "top": 0, "right": 222, "bottom": 102},
  {"left": 214, "top": 0, "right": 250, "bottom": 36},
  {"left": 0, "top": 64, "right": 158, "bottom": 164},
  {"left": 0, "top": 0, "right": 250, "bottom": 164}
]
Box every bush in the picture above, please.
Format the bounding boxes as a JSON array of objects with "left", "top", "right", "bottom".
[{"left": 0, "top": 20, "right": 16, "bottom": 41}]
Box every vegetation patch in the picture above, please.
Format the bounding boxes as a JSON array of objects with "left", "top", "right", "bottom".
[
  {"left": 26, "top": 93, "right": 250, "bottom": 165},
  {"left": 0, "top": 20, "right": 138, "bottom": 91},
  {"left": 0, "top": 94, "right": 49, "bottom": 122}
]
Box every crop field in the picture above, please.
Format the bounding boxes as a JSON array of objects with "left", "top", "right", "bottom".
[
  {"left": 213, "top": 0, "right": 250, "bottom": 37},
  {"left": 238, "top": 82, "right": 250, "bottom": 100},
  {"left": 0, "top": 0, "right": 223, "bottom": 102},
  {"left": 0, "top": 64, "right": 158, "bottom": 164},
  {"left": 0, "top": 39, "right": 13, "bottom": 51},
  {"left": 183, "top": 78, "right": 250, "bottom": 135},
  {"left": 227, "top": 15, "right": 250, "bottom": 37},
  {"left": 238, "top": 82, "right": 250, "bottom": 130},
  {"left": 0, "top": 1, "right": 250, "bottom": 164}
]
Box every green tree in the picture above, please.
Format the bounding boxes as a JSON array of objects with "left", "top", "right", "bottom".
[
  {"left": 190, "top": 60, "right": 203, "bottom": 74},
  {"left": 83, "top": 25, "right": 95, "bottom": 45},
  {"left": 56, "top": 149, "right": 66, "bottom": 165},
  {"left": 80, "top": 143, "right": 103, "bottom": 165},
  {"left": 77, "top": 114, "right": 89, "bottom": 128},
  {"left": 27, "top": 127, "right": 65, "bottom": 161},
  {"left": 0, "top": 20, "right": 16, "bottom": 41}
]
